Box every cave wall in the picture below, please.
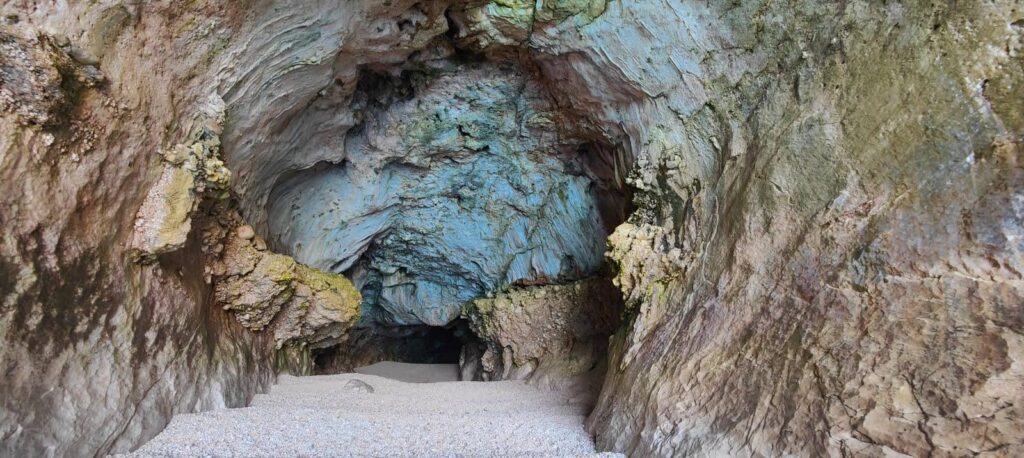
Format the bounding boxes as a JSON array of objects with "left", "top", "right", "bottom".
[
  {"left": 266, "top": 59, "right": 614, "bottom": 327},
  {"left": 1, "top": 0, "right": 1022, "bottom": 457},
  {"left": 0, "top": 1, "right": 431, "bottom": 456},
  {"left": 0, "top": 4, "right": 279, "bottom": 456},
  {"left": 560, "top": 2, "right": 1024, "bottom": 456}
]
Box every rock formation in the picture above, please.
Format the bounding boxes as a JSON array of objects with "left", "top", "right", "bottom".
[
  {"left": 460, "top": 277, "right": 622, "bottom": 388},
  {"left": 1, "top": 0, "right": 1022, "bottom": 457},
  {"left": 265, "top": 59, "right": 617, "bottom": 328}
]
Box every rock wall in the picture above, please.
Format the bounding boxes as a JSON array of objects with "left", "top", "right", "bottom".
[
  {"left": 0, "top": 4, "right": 278, "bottom": 456},
  {"left": 1, "top": 0, "right": 1022, "bottom": 457},
  {"left": 460, "top": 277, "right": 622, "bottom": 388},
  {"left": 563, "top": 2, "right": 1024, "bottom": 456}
]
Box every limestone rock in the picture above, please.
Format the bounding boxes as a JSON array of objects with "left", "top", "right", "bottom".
[
  {"left": 0, "top": 29, "right": 105, "bottom": 128},
  {"left": 574, "top": 3, "right": 1024, "bottom": 457},
  {"left": 461, "top": 277, "right": 622, "bottom": 386},
  {"left": 1, "top": 6, "right": 276, "bottom": 457},
  {"left": 236, "top": 224, "right": 255, "bottom": 240},
  {"left": 0, "top": 31, "right": 68, "bottom": 126},
  {"left": 210, "top": 224, "right": 361, "bottom": 350},
  {"left": 130, "top": 128, "right": 231, "bottom": 257},
  {"left": 3, "top": 0, "right": 1024, "bottom": 457}
]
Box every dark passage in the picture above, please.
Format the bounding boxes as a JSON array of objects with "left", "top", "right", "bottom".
[{"left": 311, "top": 322, "right": 471, "bottom": 375}]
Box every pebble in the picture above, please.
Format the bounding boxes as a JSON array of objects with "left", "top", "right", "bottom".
[{"left": 344, "top": 379, "right": 375, "bottom": 393}]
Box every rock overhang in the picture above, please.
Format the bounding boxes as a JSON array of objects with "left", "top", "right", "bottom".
[
  {"left": 202, "top": 2, "right": 634, "bottom": 330},
  {"left": 258, "top": 56, "right": 623, "bottom": 327}
]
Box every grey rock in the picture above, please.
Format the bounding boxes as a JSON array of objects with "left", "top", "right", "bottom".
[
  {"left": 0, "top": 31, "right": 67, "bottom": 126},
  {"left": 343, "top": 379, "right": 374, "bottom": 393},
  {"left": 461, "top": 277, "right": 622, "bottom": 389}
]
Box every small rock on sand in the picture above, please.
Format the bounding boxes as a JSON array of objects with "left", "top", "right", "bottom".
[{"left": 344, "top": 379, "right": 374, "bottom": 393}]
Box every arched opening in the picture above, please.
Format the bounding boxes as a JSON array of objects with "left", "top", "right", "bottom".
[{"left": 212, "top": 4, "right": 635, "bottom": 382}]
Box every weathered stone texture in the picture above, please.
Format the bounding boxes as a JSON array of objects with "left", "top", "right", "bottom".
[
  {"left": 0, "top": 4, "right": 276, "bottom": 456},
  {"left": 562, "top": 2, "right": 1024, "bottom": 456},
  {"left": 2, "top": 0, "right": 1022, "bottom": 457},
  {"left": 209, "top": 224, "right": 362, "bottom": 350},
  {"left": 461, "top": 277, "right": 622, "bottom": 387},
  {"left": 266, "top": 60, "right": 617, "bottom": 328}
]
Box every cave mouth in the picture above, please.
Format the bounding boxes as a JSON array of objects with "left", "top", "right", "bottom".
[
  {"left": 227, "top": 23, "right": 635, "bottom": 378},
  {"left": 311, "top": 321, "right": 474, "bottom": 375},
  {"left": 262, "top": 62, "right": 634, "bottom": 322}
]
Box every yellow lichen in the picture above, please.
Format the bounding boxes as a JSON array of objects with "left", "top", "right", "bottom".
[{"left": 154, "top": 167, "right": 197, "bottom": 249}]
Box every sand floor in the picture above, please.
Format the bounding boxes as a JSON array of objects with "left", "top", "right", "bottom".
[
  {"left": 120, "top": 363, "right": 617, "bottom": 457},
  {"left": 355, "top": 361, "right": 460, "bottom": 383}
]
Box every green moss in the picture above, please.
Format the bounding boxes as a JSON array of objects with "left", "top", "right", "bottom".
[
  {"left": 259, "top": 253, "right": 298, "bottom": 284},
  {"left": 294, "top": 264, "right": 362, "bottom": 314}
]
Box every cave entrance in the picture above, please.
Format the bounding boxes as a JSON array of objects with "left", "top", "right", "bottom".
[
  {"left": 260, "top": 57, "right": 636, "bottom": 380},
  {"left": 224, "top": 15, "right": 638, "bottom": 381},
  {"left": 311, "top": 321, "right": 473, "bottom": 375}
]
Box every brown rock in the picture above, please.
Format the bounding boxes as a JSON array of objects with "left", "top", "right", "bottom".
[
  {"left": 236, "top": 224, "right": 255, "bottom": 240},
  {"left": 461, "top": 277, "right": 622, "bottom": 389}
]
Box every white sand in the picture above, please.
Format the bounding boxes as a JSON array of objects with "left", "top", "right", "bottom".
[
  {"left": 121, "top": 364, "right": 619, "bottom": 457},
  {"left": 355, "top": 361, "right": 460, "bottom": 383}
]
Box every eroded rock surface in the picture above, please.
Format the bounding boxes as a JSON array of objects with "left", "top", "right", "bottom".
[
  {"left": 2, "top": 0, "right": 1023, "bottom": 457},
  {"left": 130, "top": 124, "right": 231, "bottom": 257},
  {"left": 267, "top": 59, "right": 617, "bottom": 327},
  {"left": 208, "top": 222, "right": 361, "bottom": 352},
  {"left": 0, "top": 31, "right": 102, "bottom": 127},
  {"left": 563, "top": 3, "right": 1024, "bottom": 457},
  {"left": 460, "top": 277, "right": 622, "bottom": 387},
  {"left": 0, "top": 10, "right": 277, "bottom": 457}
]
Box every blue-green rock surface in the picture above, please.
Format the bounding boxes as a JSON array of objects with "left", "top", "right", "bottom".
[{"left": 267, "top": 61, "right": 611, "bottom": 326}]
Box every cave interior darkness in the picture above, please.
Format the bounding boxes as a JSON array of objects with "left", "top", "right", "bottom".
[{"left": 229, "top": 19, "right": 634, "bottom": 376}]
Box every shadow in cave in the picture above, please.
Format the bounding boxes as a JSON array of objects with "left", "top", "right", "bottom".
[{"left": 311, "top": 320, "right": 474, "bottom": 376}]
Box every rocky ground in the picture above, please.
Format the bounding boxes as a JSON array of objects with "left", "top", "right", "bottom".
[{"left": 122, "top": 364, "right": 616, "bottom": 458}]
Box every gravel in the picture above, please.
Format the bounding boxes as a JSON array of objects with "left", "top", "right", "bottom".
[{"left": 118, "top": 364, "right": 619, "bottom": 457}]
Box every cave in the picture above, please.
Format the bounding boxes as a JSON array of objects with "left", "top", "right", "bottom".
[
  {"left": 311, "top": 324, "right": 466, "bottom": 374},
  {"left": 244, "top": 39, "right": 634, "bottom": 375},
  {"left": 4, "top": 1, "right": 1023, "bottom": 457}
]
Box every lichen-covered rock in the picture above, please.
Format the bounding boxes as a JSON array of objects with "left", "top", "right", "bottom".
[
  {"left": 460, "top": 277, "right": 621, "bottom": 387},
  {"left": 209, "top": 220, "right": 361, "bottom": 351},
  {"left": 272, "top": 263, "right": 362, "bottom": 347},
  {"left": 213, "top": 239, "right": 295, "bottom": 330},
  {"left": 130, "top": 126, "right": 231, "bottom": 257}
]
